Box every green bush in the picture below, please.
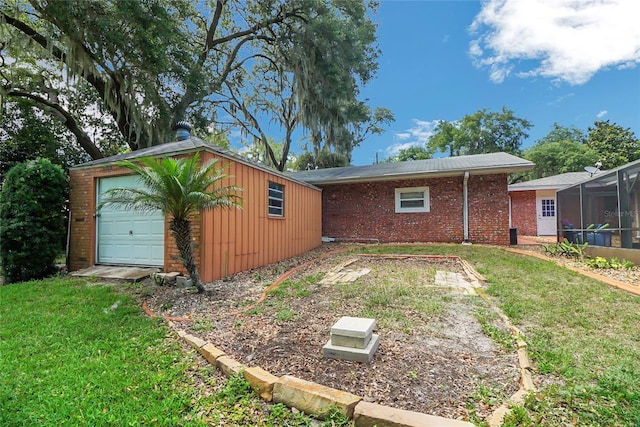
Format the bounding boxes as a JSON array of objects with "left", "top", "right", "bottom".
[
  {"left": 0, "top": 158, "right": 68, "bottom": 283},
  {"left": 543, "top": 238, "right": 588, "bottom": 259},
  {"left": 586, "top": 256, "right": 635, "bottom": 270}
]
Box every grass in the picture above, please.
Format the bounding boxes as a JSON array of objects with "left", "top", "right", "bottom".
[
  {"left": 0, "top": 277, "right": 315, "bottom": 426},
  {"left": 335, "top": 262, "right": 445, "bottom": 332},
  {"left": 355, "top": 244, "right": 640, "bottom": 426},
  {"left": 4, "top": 245, "right": 639, "bottom": 426}
]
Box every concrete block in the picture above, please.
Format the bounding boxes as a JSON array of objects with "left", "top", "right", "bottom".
[
  {"left": 353, "top": 401, "right": 475, "bottom": 427},
  {"left": 517, "top": 348, "right": 531, "bottom": 370},
  {"left": 199, "top": 343, "right": 225, "bottom": 364},
  {"left": 520, "top": 368, "right": 536, "bottom": 391},
  {"left": 216, "top": 355, "right": 245, "bottom": 377},
  {"left": 243, "top": 366, "right": 280, "bottom": 401},
  {"left": 323, "top": 334, "right": 380, "bottom": 363},
  {"left": 331, "top": 332, "right": 371, "bottom": 349},
  {"left": 486, "top": 403, "right": 510, "bottom": 427},
  {"left": 183, "top": 333, "right": 207, "bottom": 349},
  {"left": 331, "top": 316, "right": 375, "bottom": 339},
  {"left": 273, "top": 375, "right": 361, "bottom": 419}
]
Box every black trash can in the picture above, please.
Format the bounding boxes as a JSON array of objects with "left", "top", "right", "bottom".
[{"left": 509, "top": 227, "right": 518, "bottom": 245}]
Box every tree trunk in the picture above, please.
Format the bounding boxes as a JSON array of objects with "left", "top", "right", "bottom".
[{"left": 169, "top": 218, "right": 204, "bottom": 293}]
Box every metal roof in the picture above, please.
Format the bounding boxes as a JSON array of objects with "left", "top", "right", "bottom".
[
  {"left": 71, "top": 137, "right": 319, "bottom": 190},
  {"left": 508, "top": 171, "right": 593, "bottom": 191},
  {"left": 288, "top": 152, "right": 534, "bottom": 185}
]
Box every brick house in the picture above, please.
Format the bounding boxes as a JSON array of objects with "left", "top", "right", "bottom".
[
  {"left": 68, "top": 137, "right": 322, "bottom": 283},
  {"left": 290, "top": 153, "right": 533, "bottom": 245},
  {"left": 508, "top": 172, "right": 591, "bottom": 237}
]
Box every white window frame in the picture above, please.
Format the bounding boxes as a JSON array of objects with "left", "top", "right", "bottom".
[
  {"left": 395, "top": 186, "right": 430, "bottom": 213},
  {"left": 268, "top": 181, "right": 284, "bottom": 217}
]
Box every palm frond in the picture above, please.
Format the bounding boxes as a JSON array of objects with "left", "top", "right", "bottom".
[{"left": 98, "top": 152, "right": 242, "bottom": 221}]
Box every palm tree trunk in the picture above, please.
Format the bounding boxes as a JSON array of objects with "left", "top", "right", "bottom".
[{"left": 169, "top": 218, "right": 204, "bottom": 293}]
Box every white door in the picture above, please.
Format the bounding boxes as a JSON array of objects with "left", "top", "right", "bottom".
[
  {"left": 536, "top": 192, "right": 557, "bottom": 236},
  {"left": 96, "top": 175, "right": 165, "bottom": 266}
]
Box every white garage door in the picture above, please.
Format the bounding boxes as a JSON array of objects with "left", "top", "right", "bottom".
[{"left": 96, "top": 175, "right": 164, "bottom": 266}]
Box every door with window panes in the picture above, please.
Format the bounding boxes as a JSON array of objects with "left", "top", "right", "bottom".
[{"left": 536, "top": 191, "right": 556, "bottom": 235}]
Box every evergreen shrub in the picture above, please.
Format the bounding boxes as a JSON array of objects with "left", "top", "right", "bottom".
[{"left": 0, "top": 158, "right": 68, "bottom": 283}]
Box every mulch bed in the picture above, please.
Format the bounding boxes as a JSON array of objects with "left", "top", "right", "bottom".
[{"left": 145, "top": 244, "right": 520, "bottom": 421}]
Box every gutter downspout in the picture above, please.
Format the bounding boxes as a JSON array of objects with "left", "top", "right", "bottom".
[
  {"left": 508, "top": 194, "right": 512, "bottom": 228},
  {"left": 463, "top": 171, "right": 470, "bottom": 244}
]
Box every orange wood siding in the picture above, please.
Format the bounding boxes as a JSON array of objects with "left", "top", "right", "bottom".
[{"left": 198, "top": 152, "right": 322, "bottom": 283}]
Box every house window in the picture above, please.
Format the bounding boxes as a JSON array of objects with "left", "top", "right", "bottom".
[
  {"left": 268, "top": 181, "right": 284, "bottom": 217},
  {"left": 395, "top": 187, "right": 430, "bottom": 213},
  {"left": 541, "top": 199, "right": 555, "bottom": 217}
]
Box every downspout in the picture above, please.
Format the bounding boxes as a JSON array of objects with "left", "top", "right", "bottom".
[
  {"left": 462, "top": 171, "right": 470, "bottom": 244},
  {"left": 508, "top": 194, "right": 512, "bottom": 228}
]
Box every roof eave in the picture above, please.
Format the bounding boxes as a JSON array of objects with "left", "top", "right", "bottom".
[
  {"left": 305, "top": 164, "right": 533, "bottom": 185},
  {"left": 509, "top": 184, "right": 562, "bottom": 192},
  {"left": 71, "top": 141, "right": 321, "bottom": 192}
]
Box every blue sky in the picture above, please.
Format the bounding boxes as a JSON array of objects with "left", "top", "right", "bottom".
[{"left": 349, "top": 0, "right": 640, "bottom": 166}]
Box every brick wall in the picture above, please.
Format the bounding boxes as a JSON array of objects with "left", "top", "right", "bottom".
[
  {"left": 164, "top": 213, "right": 201, "bottom": 276},
  {"left": 320, "top": 174, "right": 510, "bottom": 245},
  {"left": 68, "top": 168, "right": 97, "bottom": 272},
  {"left": 509, "top": 190, "right": 537, "bottom": 236}
]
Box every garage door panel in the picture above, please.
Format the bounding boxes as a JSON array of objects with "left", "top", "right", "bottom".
[{"left": 97, "top": 176, "right": 164, "bottom": 266}]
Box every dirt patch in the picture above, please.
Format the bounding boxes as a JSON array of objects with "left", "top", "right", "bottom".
[{"left": 146, "top": 245, "right": 520, "bottom": 421}]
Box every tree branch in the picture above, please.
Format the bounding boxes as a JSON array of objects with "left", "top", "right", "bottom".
[
  {"left": 3, "top": 10, "right": 150, "bottom": 149},
  {"left": 7, "top": 90, "right": 104, "bottom": 160}
]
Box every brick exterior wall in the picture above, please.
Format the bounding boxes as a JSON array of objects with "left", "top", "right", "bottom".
[
  {"left": 509, "top": 190, "right": 537, "bottom": 236},
  {"left": 320, "top": 173, "right": 510, "bottom": 245},
  {"left": 164, "top": 213, "right": 201, "bottom": 276}
]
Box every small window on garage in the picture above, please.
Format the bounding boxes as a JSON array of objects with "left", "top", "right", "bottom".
[
  {"left": 268, "top": 181, "right": 284, "bottom": 217},
  {"left": 395, "top": 186, "right": 430, "bottom": 213}
]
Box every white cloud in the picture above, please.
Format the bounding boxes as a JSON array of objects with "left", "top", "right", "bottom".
[
  {"left": 386, "top": 119, "right": 440, "bottom": 157},
  {"left": 596, "top": 110, "right": 608, "bottom": 118},
  {"left": 469, "top": 0, "right": 640, "bottom": 85}
]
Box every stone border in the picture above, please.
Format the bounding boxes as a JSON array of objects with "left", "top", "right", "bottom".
[
  {"left": 156, "top": 252, "right": 538, "bottom": 427},
  {"left": 174, "top": 328, "right": 474, "bottom": 427}
]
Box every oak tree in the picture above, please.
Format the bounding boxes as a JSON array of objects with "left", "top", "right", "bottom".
[{"left": 1, "top": 0, "right": 383, "bottom": 165}]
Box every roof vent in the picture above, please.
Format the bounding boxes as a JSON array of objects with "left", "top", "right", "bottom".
[{"left": 174, "top": 121, "right": 192, "bottom": 141}]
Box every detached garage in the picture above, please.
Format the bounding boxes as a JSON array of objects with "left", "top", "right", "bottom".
[{"left": 68, "top": 137, "right": 322, "bottom": 282}]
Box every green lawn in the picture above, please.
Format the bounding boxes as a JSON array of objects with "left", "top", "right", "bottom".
[
  {"left": 2, "top": 245, "right": 639, "bottom": 427},
  {"left": 356, "top": 245, "right": 640, "bottom": 427},
  {"left": 0, "top": 278, "right": 313, "bottom": 426}
]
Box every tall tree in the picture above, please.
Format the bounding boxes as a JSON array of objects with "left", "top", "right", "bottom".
[
  {"left": 0, "top": 97, "right": 125, "bottom": 182},
  {"left": 428, "top": 107, "right": 532, "bottom": 156},
  {"left": 1, "top": 0, "right": 382, "bottom": 164},
  {"left": 523, "top": 124, "right": 598, "bottom": 179},
  {"left": 293, "top": 150, "right": 349, "bottom": 170},
  {"left": 386, "top": 145, "right": 433, "bottom": 162},
  {"left": 587, "top": 120, "right": 640, "bottom": 169},
  {"left": 218, "top": 37, "right": 392, "bottom": 171},
  {"left": 97, "top": 153, "right": 242, "bottom": 293}
]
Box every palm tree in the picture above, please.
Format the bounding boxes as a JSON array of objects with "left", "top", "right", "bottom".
[{"left": 98, "top": 152, "right": 242, "bottom": 293}]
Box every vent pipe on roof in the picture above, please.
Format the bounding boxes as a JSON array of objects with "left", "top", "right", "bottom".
[{"left": 174, "top": 121, "right": 192, "bottom": 141}]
